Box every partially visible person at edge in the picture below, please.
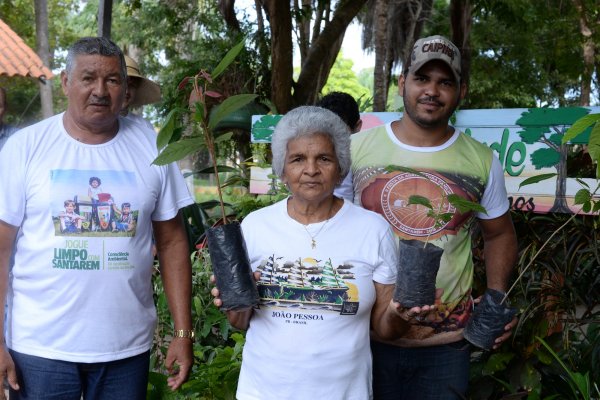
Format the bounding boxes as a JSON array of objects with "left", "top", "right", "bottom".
[
  {"left": 121, "top": 54, "right": 161, "bottom": 131},
  {"left": 0, "top": 37, "right": 194, "bottom": 398},
  {"left": 337, "top": 35, "right": 518, "bottom": 399},
  {"left": 211, "top": 106, "right": 438, "bottom": 400},
  {"left": 316, "top": 91, "right": 363, "bottom": 133},
  {"left": 0, "top": 88, "right": 19, "bottom": 151}
]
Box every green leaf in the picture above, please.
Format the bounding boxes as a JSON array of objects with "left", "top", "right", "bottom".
[
  {"left": 518, "top": 361, "right": 542, "bottom": 394},
  {"left": 193, "top": 102, "right": 205, "bottom": 123},
  {"left": 574, "top": 189, "right": 591, "bottom": 205},
  {"left": 211, "top": 38, "right": 246, "bottom": 80},
  {"left": 535, "top": 336, "right": 585, "bottom": 398},
  {"left": 193, "top": 296, "right": 202, "bottom": 318},
  {"left": 562, "top": 113, "right": 600, "bottom": 143},
  {"left": 156, "top": 107, "right": 186, "bottom": 150},
  {"left": 518, "top": 127, "right": 548, "bottom": 144},
  {"left": 152, "top": 137, "right": 206, "bottom": 165},
  {"left": 589, "top": 122, "right": 600, "bottom": 178},
  {"left": 195, "top": 165, "right": 238, "bottom": 174},
  {"left": 519, "top": 173, "right": 557, "bottom": 189},
  {"left": 447, "top": 194, "right": 487, "bottom": 214},
  {"left": 482, "top": 352, "right": 515, "bottom": 375},
  {"left": 408, "top": 195, "right": 433, "bottom": 209},
  {"left": 438, "top": 212, "right": 453, "bottom": 223},
  {"left": 571, "top": 372, "right": 591, "bottom": 398},
  {"left": 530, "top": 148, "right": 561, "bottom": 168},
  {"left": 214, "top": 131, "right": 234, "bottom": 144},
  {"left": 575, "top": 178, "right": 590, "bottom": 189},
  {"left": 209, "top": 94, "right": 258, "bottom": 130},
  {"left": 582, "top": 201, "right": 591, "bottom": 213},
  {"left": 548, "top": 133, "right": 562, "bottom": 145}
]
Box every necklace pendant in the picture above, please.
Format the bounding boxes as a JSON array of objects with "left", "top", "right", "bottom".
[{"left": 311, "top": 239, "right": 316, "bottom": 249}]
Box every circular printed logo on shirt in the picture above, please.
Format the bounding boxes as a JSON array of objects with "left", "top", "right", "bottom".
[{"left": 380, "top": 171, "right": 456, "bottom": 237}]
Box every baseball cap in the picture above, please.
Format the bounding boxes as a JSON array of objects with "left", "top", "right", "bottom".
[
  {"left": 124, "top": 55, "right": 161, "bottom": 108},
  {"left": 407, "top": 35, "right": 461, "bottom": 83}
]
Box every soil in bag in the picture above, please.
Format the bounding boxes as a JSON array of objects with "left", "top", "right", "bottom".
[
  {"left": 463, "top": 288, "right": 517, "bottom": 350},
  {"left": 206, "top": 222, "right": 259, "bottom": 311},
  {"left": 393, "top": 240, "right": 443, "bottom": 308}
]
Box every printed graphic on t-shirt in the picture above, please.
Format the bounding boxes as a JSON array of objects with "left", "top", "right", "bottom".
[
  {"left": 256, "top": 255, "right": 359, "bottom": 315},
  {"left": 50, "top": 169, "right": 139, "bottom": 237},
  {"left": 359, "top": 168, "right": 482, "bottom": 241},
  {"left": 357, "top": 167, "right": 485, "bottom": 334}
]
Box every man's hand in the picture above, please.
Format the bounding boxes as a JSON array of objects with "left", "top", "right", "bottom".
[
  {"left": 492, "top": 315, "right": 518, "bottom": 350},
  {"left": 472, "top": 294, "right": 518, "bottom": 350},
  {"left": 0, "top": 346, "right": 19, "bottom": 393},
  {"left": 164, "top": 338, "right": 193, "bottom": 391}
]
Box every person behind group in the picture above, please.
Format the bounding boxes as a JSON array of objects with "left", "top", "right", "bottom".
[
  {"left": 211, "top": 106, "right": 437, "bottom": 400},
  {"left": 59, "top": 199, "right": 84, "bottom": 233},
  {"left": 316, "top": 91, "right": 363, "bottom": 133},
  {"left": 121, "top": 55, "right": 161, "bottom": 131},
  {"left": 0, "top": 37, "right": 194, "bottom": 398},
  {"left": 338, "top": 35, "right": 518, "bottom": 399},
  {"left": 0, "top": 87, "right": 19, "bottom": 151},
  {"left": 87, "top": 176, "right": 103, "bottom": 203},
  {"left": 111, "top": 202, "right": 135, "bottom": 232}
]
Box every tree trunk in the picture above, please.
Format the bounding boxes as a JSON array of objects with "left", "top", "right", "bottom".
[
  {"left": 34, "top": 0, "right": 53, "bottom": 119},
  {"left": 450, "top": 0, "right": 472, "bottom": 96},
  {"left": 218, "top": 0, "right": 241, "bottom": 32},
  {"left": 98, "top": 0, "right": 113, "bottom": 38},
  {"left": 572, "top": 0, "right": 595, "bottom": 106},
  {"left": 398, "top": 0, "right": 431, "bottom": 67},
  {"left": 549, "top": 144, "right": 571, "bottom": 213},
  {"left": 262, "top": 0, "right": 294, "bottom": 113},
  {"left": 254, "top": 0, "right": 271, "bottom": 97},
  {"left": 296, "top": 0, "right": 311, "bottom": 64},
  {"left": 293, "top": 0, "right": 367, "bottom": 108},
  {"left": 372, "top": 0, "right": 390, "bottom": 111}
]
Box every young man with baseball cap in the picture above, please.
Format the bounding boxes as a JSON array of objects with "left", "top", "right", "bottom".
[{"left": 338, "top": 35, "right": 518, "bottom": 399}]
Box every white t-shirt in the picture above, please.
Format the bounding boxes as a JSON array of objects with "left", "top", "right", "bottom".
[
  {"left": 0, "top": 113, "right": 193, "bottom": 362},
  {"left": 238, "top": 198, "right": 397, "bottom": 400},
  {"left": 124, "top": 112, "right": 155, "bottom": 132}
]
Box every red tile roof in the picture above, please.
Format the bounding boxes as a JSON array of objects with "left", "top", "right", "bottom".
[{"left": 0, "top": 18, "right": 54, "bottom": 80}]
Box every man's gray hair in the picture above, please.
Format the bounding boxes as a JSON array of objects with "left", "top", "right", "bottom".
[
  {"left": 271, "top": 106, "right": 351, "bottom": 181},
  {"left": 65, "top": 37, "right": 126, "bottom": 80}
]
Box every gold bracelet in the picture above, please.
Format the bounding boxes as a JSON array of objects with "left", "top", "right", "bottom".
[{"left": 173, "top": 329, "right": 195, "bottom": 341}]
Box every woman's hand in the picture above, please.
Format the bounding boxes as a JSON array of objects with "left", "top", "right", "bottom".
[
  {"left": 391, "top": 287, "right": 443, "bottom": 324},
  {"left": 372, "top": 285, "right": 442, "bottom": 340},
  {"left": 210, "top": 272, "right": 260, "bottom": 330}
]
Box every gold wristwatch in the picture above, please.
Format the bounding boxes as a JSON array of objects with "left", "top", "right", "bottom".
[{"left": 173, "top": 329, "right": 195, "bottom": 341}]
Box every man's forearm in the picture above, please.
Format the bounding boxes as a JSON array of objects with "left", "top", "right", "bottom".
[
  {"left": 480, "top": 213, "right": 518, "bottom": 292},
  {"left": 153, "top": 214, "right": 193, "bottom": 330}
]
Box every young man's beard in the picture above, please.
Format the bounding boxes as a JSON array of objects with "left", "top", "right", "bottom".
[{"left": 403, "top": 91, "right": 460, "bottom": 129}]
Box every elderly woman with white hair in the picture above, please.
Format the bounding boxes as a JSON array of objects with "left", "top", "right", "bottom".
[{"left": 212, "top": 106, "right": 434, "bottom": 400}]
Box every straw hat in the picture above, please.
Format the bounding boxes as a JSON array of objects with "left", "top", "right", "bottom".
[{"left": 124, "top": 55, "right": 161, "bottom": 108}]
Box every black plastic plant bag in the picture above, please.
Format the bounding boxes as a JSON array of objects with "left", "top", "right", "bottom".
[
  {"left": 393, "top": 240, "right": 444, "bottom": 308},
  {"left": 206, "top": 222, "right": 259, "bottom": 311},
  {"left": 463, "top": 288, "right": 517, "bottom": 350}
]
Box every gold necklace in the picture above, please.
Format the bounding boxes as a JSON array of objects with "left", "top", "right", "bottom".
[
  {"left": 303, "top": 218, "right": 330, "bottom": 249},
  {"left": 290, "top": 198, "right": 335, "bottom": 249}
]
